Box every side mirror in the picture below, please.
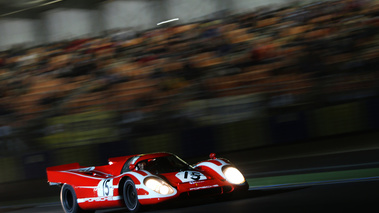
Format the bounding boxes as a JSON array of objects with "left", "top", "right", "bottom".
[
  {"left": 129, "top": 164, "right": 136, "bottom": 171},
  {"left": 209, "top": 153, "right": 216, "bottom": 159}
]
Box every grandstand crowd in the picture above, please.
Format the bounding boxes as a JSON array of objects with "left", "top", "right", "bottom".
[{"left": 0, "top": 0, "right": 378, "bottom": 151}]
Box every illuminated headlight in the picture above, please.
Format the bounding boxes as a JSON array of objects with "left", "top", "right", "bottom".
[
  {"left": 223, "top": 167, "right": 245, "bottom": 184},
  {"left": 144, "top": 178, "right": 174, "bottom": 195}
]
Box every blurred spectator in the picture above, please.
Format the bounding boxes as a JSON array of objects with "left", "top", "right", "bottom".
[
  {"left": 39, "top": 91, "right": 64, "bottom": 106},
  {"left": 0, "top": 0, "right": 378, "bottom": 151}
]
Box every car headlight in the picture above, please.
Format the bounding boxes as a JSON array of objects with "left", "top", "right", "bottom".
[
  {"left": 144, "top": 178, "right": 174, "bottom": 195},
  {"left": 223, "top": 167, "right": 245, "bottom": 184}
]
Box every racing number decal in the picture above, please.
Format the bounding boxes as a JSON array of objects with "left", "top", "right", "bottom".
[
  {"left": 176, "top": 171, "right": 206, "bottom": 182},
  {"left": 189, "top": 172, "right": 201, "bottom": 180},
  {"left": 97, "top": 179, "right": 114, "bottom": 197}
]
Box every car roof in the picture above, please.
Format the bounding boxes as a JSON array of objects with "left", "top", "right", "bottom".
[{"left": 107, "top": 152, "right": 174, "bottom": 174}]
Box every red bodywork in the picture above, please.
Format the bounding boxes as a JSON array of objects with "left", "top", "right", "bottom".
[{"left": 47, "top": 152, "right": 248, "bottom": 211}]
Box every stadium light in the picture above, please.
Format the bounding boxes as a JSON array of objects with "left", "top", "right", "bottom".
[
  {"left": 41, "top": 0, "right": 63, "bottom": 6},
  {"left": 0, "top": 0, "right": 63, "bottom": 17},
  {"left": 157, "top": 18, "right": 179, "bottom": 25}
]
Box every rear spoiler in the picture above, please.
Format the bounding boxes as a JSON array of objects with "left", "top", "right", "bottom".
[
  {"left": 46, "top": 163, "right": 80, "bottom": 171},
  {"left": 46, "top": 163, "right": 81, "bottom": 185}
]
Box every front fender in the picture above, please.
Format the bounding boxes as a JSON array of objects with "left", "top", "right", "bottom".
[
  {"left": 118, "top": 171, "right": 179, "bottom": 205},
  {"left": 195, "top": 159, "right": 232, "bottom": 181}
]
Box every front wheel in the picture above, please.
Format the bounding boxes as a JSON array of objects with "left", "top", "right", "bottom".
[
  {"left": 123, "top": 179, "right": 141, "bottom": 212},
  {"left": 60, "top": 184, "right": 95, "bottom": 213}
]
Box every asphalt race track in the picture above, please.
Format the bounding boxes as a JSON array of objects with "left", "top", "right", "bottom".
[
  {"left": 3, "top": 180, "right": 378, "bottom": 213},
  {"left": 2, "top": 148, "right": 379, "bottom": 213},
  {"left": 2, "top": 147, "right": 379, "bottom": 213}
]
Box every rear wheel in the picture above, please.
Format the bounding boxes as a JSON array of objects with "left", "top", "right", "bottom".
[
  {"left": 123, "top": 179, "right": 141, "bottom": 212},
  {"left": 60, "top": 184, "right": 95, "bottom": 213}
]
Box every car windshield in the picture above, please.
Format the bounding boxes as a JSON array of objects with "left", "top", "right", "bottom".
[{"left": 136, "top": 155, "right": 193, "bottom": 174}]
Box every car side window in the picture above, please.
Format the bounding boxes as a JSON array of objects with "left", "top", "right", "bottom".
[{"left": 121, "top": 157, "right": 137, "bottom": 174}]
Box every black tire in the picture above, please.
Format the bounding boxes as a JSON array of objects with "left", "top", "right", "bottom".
[
  {"left": 123, "top": 179, "right": 141, "bottom": 212},
  {"left": 60, "top": 184, "right": 95, "bottom": 213}
]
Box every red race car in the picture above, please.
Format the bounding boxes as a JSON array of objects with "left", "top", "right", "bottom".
[{"left": 47, "top": 152, "right": 248, "bottom": 213}]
